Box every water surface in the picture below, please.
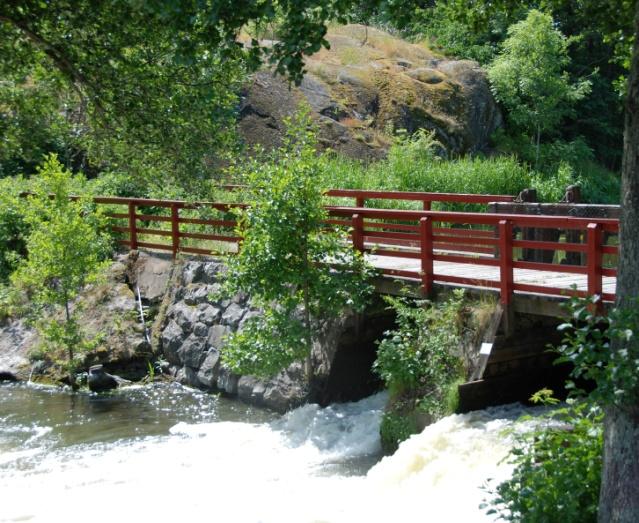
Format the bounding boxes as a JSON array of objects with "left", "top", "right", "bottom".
[{"left": 0, "top": 382, "right": 536, "bottom": 522}]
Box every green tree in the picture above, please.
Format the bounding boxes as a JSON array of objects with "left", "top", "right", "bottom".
[
  {"left": 487, "top": 10, "right": 591, "bottom": 168},
  {"left": 221, "top": 112, "right": 374, "bottom": 379},
  {"left": 11, "top": 155, "right": 111, "bottom": 378},
  {"left": 0, "top": 177, "right": 29, "bottom": 281},
  {"left": 0, "top": 1, "right": 244, "bottom": 180},
  {"left": 404, "top": 1, "right": 633, "bottom": 170},
  {"left": 0, "top": 1, "right": 427, "bottom": 180}
]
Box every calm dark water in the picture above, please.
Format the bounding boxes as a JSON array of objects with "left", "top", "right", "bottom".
[{"left": 0, "top": 381, "right": 276, "bottom": 456}]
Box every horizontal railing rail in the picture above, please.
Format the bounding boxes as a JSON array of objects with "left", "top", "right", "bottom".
[
  {"left": 216, "top": 185, "right": 518, "bottom": 209},
  {"left": 328, "top": 206, "right": 618, "bottom": 305},
  {"left": 20, "top": 189, "right": 618, "bottom": 304},
  {"left": 324, "top": 188, "right": 516, "bottom": 210}
]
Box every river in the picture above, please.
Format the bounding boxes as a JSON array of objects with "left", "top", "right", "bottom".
[{"left": 0, "top": 382, "right": 535, "bottom": 523}]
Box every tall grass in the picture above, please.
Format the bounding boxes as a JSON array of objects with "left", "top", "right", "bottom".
[
  {"left": 321, "top": 130, "right": 619, "bottom": 207},
  {"left": 322, "top": 131, "right": 531, "bottom": 211}
]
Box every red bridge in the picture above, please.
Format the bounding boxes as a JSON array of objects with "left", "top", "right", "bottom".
[{"left": 94, "top": 188, "right": 619, "bottom": 316}]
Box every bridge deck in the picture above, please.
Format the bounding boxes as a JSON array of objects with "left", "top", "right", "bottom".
[{"left": 368, "top": 253, "right": 617, "bottom": 299}]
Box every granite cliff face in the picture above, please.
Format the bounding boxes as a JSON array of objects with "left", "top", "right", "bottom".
[{"left": 238, "top": 25, "right": 502, "bottom": 159}]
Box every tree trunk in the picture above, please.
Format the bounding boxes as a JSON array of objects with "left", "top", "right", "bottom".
[
  {"left": 598, "top": 3, "right": 639, "bottom": 521},
  {"left": 301, "top": 233, "right": 313, "bottom": 382},
  {"left": 535, "top": 122, "right": 541, "bottom": 171},
  {"left": 303, "top": 282, "right": 312, "bottom": 381},
  {"left": 63, "top": 292, "right": 74, "bottom": 363}
]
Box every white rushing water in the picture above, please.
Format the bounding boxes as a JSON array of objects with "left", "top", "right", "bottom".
[{"left": 0, "top": 386, "right": 534, "bottom": 523}]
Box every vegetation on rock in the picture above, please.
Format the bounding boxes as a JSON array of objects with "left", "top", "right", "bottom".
[
  {"left": 10, "top": 155, "right": 111, "bottom": 378},
  {"left": 374, "top": 290, "right": 469, "bottom": 453}
]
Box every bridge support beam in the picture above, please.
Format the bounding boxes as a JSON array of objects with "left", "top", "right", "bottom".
[
  {"left": 420, "top": 216, "right": 434, "bottom": 296},
  {"left": 498, "top": 219, "right": 513, "bottom": 305},
  {"left": 587, "top": 222, "right": 603, "bottom": 312},
  {"left": 352, "top": 214, "right": 364, "bottom": 252}
]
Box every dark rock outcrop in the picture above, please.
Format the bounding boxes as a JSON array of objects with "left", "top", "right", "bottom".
[
  {"left": 0, "top": 371, "right": 18, "bottom": 382},
  {"left": 158, "top": 259, "right": 386, "bottom": 412},
  {"left": 0, "top": 252, "right": 387, "bottom": 408},
  {"left": 0, "top": 251, "right": 154, "bottom": 383},
  {"left": 159, "top": 259, "right": 306, "bottom": 412},
  {"left": 238, "top": 25, "right": 502, "bottom": 160},
  {"left": 88, "top": 364, "right": 119, "bottom": 392},
  {"left": 0, "top": 319, "right": 37, "bottom": 381}
]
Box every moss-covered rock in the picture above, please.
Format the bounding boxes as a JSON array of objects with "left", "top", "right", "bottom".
[
  {"left": 238, "top": 25, "right": 501, "bottom": 160},
  {"left": 1, "top": 252, "right": 158, "bottom": 385}
]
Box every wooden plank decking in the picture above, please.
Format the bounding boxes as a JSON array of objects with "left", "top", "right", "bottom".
[{"left": 368, "top": 253, "right": 617, "bottom": 299}]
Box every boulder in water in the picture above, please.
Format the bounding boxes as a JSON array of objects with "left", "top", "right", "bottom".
[
  {"left": 88, "top": 365, "right": 119, "bottom": 392},
  {"left": 0, "top": 371, "right": 18, "bottom": 382}
]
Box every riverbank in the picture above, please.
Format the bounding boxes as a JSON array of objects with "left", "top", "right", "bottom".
[{"left": 0, "top": 250, "right": 393, "bottom": 412}]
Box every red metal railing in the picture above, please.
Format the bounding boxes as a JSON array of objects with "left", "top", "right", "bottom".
[
  {"left": 93, "top": 196, "right": 244, "bottom": 257},
  {"left": 83, "top": 189, "right": 618, "bottom": 304},
  {"left": 328, "top": 206, "right": 619, "bottom": 305},
  {"left": 324, "top": 188, "right": 515, "bottom": 210},
  {"left": 94, "top": 189, "right": 514, "bottom": 257}
]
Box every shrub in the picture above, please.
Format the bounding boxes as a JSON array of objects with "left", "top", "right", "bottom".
[
  {"left": 374, "top": 290, "right": 467, "bottom": 452},
  {"left": 11, "top": 155, "right": 112, "bottom": 377},
  {"left": 485, "top": 399, "right": 602, "bottom": 523},
  {"left": 374, "top": 289, "right": 466, "bottom": 395},
  {"left": 0, "top": 177, "right": 29, "bottom": 282}
]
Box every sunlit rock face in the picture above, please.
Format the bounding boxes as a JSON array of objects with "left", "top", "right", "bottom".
[{"left": 238, "top": 25, "right": 502, "bottom": 160}]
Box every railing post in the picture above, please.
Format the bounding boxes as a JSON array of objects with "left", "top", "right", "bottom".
[
  {"left": 356, "top": 196, "right": 365, "bottom": 209},
  {"left": 352, "top": 214, "right": 364, "bottom": 252},
  {"left": 587, "top": 223, "right": 603, "bottom": 302},
  {"left": 420, "top": 216, "right": 433, "bottom": 295},
  {"left": 422, "top": 200, "right": 431, "bottom": 211},
  {"left": 128, "top": 202, "right": 138, "bottom": 251},
  {"left": 171, "top": 204, "right": 180, "bottom": 259},
  {"left": 498, "top": 219, "right": 513, "bottom": 305}
]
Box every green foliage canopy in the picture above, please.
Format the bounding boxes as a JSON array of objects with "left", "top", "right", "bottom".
[
  {"left": 406, "top": 1, "right": 632, "bottom": 169},
  {"left": 221, "top": 112, "right": 374, "bottom": 378},
  {"left": 486, "top": 400, "right": 602, "bottom": 523},
  {"left": 0, "top": 1, "right": 430, "bottom": 180},
  {"left": 487, "top": 10, "right": 591, "bottom": 166},
  {"left": 0, "top": 177, "right": 29, "bottom": 281},
  {"left": 11, "top": 155, "right": 111, "bottom": 366},
  {"left": 0, "top": 1, "right": 244, "bottom": 179}
]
